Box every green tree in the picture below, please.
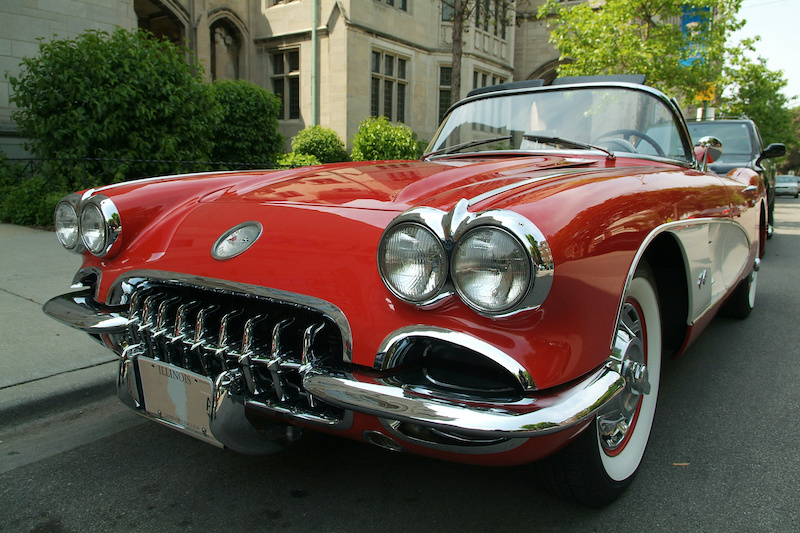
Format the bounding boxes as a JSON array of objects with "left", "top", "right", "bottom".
[
  {"left": 8, "top": 29, "right": 220, "bottom": 188},
  {"left": 720, "top": 50, "right": 794, "bottom": 148},
  {"left": 350, "top": 117, "right": 421, "bottom": 161},
  {"left": 210, "top": 79, "right": 283, "bottom": 166},
  {"left": 291, "top": 125, "right": 349, "bottom": 163},
  {"left": 539, "top": 0, "right": 744, "bottom": 101},
  {"left": 778, "top": 106, "right": 800, "bottom": 175}
]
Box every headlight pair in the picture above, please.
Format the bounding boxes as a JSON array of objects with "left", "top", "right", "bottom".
[
  {"left": 378, "top": 204, "right": 552, "bottom": 316},
  {"left": 54, "top": 194, "right": 122, "bottom": 258}
]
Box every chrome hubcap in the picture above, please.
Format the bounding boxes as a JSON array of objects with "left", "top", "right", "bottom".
[{"left": 599, "top": 302, "right": 650, "bottom": 451}]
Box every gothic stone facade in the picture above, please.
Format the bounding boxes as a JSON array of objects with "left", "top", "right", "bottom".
[{"left": 2, "top": 0, "right": 565, "bottom": 154}]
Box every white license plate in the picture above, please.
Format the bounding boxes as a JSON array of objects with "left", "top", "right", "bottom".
[{"left": 137, "top": 357, "right": 219, "bottom": 446}]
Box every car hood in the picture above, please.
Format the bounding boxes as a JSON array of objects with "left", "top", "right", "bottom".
[{"left": 198, "top": 155, "right": 599, "bottom": 212}]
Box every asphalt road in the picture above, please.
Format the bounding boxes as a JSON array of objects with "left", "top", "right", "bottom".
[{"left": 1, "top": 198, "right": 799, "bottom": 532}]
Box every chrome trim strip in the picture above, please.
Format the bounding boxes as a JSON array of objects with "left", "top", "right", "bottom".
[
  {"left": 378, "top": 418, "right": 527, "bottom": 455},
  {"left": 375, "top": 326, "right": 537, "bottom": 391},
  {"left": 303, "top": 364, "right": 624, "bottom": 438},
  {"left": 465, "top": 171, "right": 571, "bottom": 206}
]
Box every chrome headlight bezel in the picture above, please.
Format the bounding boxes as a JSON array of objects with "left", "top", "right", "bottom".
[
  {"left": 451, "top": 225, "right": 533, "bottom": 314},
  {"left": 377, "top": 202, "right": 554, "bottom": 317},
  {"left": 54, "top": 194, "right": 83, "bottom": 252},
  {"left": 79, "top": 195, "right": 122, "bottom": 258},
  {"left": 378, "top": 218, "right": 451, "bottom": 306}
]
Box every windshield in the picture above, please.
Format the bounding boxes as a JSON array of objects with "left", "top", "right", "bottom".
[
  {"left": 427, "top": 86, "right": 691, "bottom": 162},
  {"left": 687, "top": 122, "right": 757, "bottom": 164}
]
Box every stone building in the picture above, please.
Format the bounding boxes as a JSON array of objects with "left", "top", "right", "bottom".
[{"left": 1, "top": 0, "right": 568, "bottom": 156}]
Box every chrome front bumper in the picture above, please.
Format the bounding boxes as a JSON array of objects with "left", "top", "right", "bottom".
[{"left": 44, "top": 290, "right": 626, "bottom": 451}]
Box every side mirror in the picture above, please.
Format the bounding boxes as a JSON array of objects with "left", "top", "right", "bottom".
[
  {"left": 760, "top": 143, "right": 786, "bottom": 161},
  {"left": 695, "top": 136, "right": 723, "bottom": 171}
]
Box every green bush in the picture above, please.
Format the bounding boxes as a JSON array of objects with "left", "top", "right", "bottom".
[
  {"left": 8, "top": 29, "right": 220, "bottom": 187},
  {"left": 350, "top": 117, "right": 421, "bottom": 161},
  {"left": 276, "top": 152, "right": 321, "bottom": 169},
  {"left": 291, "top": 125, "right": 349, "bottom": 163},
  {"left": 0, "top": 177, "right": 64, "bottom": 227},
  {"left": 210, "top": 79, "right": 284, "bottom": 166}
]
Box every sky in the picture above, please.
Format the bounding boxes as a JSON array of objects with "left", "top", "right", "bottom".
[{"left": 729, "top": 0, "right": 800, "bottom": 104}]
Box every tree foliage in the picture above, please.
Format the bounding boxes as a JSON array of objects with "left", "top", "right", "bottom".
[
  {"left": 210, "top": 79, "right": 283, "bottom": 166},
  {"left": 8, "top": 29, "right": 220, "bottom": 187},
  {"left": 779, "top": 106, "right": 800, "bottom": 175},
  {"left": 290, "top": 125, "right": 349, "bottom": 164},
  {"left": 350, "top": 117, "right": 421, "bottom": 161},
  {"left": 539, "top": 0, "right": 744, "bottom": 101},
  {"left": 720, "top": 50, "right": 795, "bottom": 148}
]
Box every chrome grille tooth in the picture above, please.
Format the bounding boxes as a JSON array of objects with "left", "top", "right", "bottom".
[
  {"left": 190, "top": 305, "right": 220, "bottom": 375},
  {"left": 237, "top": 314, "right": 269, "bottom": 395},
  {"left": 264, "top": 318, "right": 295, "bottom": 402},
  {"left": 300, "top": 323, "right": 326, "bottom": 408},
  {"left": 212, "top": 309, "right": 244, "bottom": 370},
  {"left": 169, "top": 300, "right": 201, "bottom": 371},
  {"left": 169, "top": 300, "right": 201, "bottom": 344},
  {"left": 139, "top": 294, "right": 169, "bottom": 360},
  {"left": 301, "top": 322, "right": 326, "bottom": 369},
  {"left": 152, "top": 296, "right": 181, "bottom": 339},
  {"left": 153, "top": 296, "right": 181, "bottom": 365}
]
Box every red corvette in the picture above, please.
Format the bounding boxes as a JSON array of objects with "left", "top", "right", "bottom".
[{"left": 45, "top": 77, "right": 764, "bottom": 506}]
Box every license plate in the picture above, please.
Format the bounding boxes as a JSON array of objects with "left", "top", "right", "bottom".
[{"left": 137, "top": 357, "right": 219, "bottom": 446}]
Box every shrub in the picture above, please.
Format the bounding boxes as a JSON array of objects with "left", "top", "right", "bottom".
[
  {"left": 276, "top": 152, "right": 321, "bottom": 169},
  {"left": 210, "top": 79, "right": 283, "bottom": 166},
  {"left": 291, "top": 125, "right": 349, "bottom": 164},
  {"left": 0, "top": 177, "right": 64, "bottom": 227},
  {"left": 8, "top": 29, "right": 220, "bottom": 187},
  {"left": 350, "top": 117, "right": 421, "bottom": 161}
]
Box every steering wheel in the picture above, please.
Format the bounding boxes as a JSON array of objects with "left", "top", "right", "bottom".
[{"left": 594, "top": 129, "right": 665, "bottom": 157}]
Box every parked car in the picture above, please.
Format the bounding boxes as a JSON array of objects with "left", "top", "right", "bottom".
[
  {"left": 687, "top": 118, "right": 785, "bottom": 237},
  {"left": 45, "top": 77, "right": 766, "bottom": 507},
  {"left": 775, "top": 175, "right": 799, "bottom": 198}
]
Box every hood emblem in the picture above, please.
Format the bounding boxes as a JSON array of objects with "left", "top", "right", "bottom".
[{"left": 212, "top": 221, "right": 262, "bottom": 260}]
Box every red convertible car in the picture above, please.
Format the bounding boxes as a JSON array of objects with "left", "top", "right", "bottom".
[{"left": 45, "top": 77, "right": 764, "bottom": 506}]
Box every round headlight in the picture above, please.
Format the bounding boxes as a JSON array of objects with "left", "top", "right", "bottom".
[
  {"left": 80, "top": 202, "right": 107, "bottom": 255},
  {"left": 452, "top": 226, "right": 532, "bottom": 313},
  {"left": 379, "top": 223, "right": 447, "bottom": 303},
  {"left": 54, "top": 201, "right": 79, "bottom": 249}
]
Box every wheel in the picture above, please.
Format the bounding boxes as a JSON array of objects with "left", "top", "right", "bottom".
[
  {"left": 535, "top": 263, "right": 661, "bottom": 506},
  {"left": 593, "top": 128, "right": 665, "bottom": 157},
  {"left": 720, "top": 267, "right": 757, "bottom": 319}
]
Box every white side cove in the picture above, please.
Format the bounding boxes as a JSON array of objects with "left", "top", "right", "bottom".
[{"left": 671, "top": 219, "right": 751, "bottom": 324}]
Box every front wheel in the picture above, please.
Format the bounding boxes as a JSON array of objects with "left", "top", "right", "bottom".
[{"left": 535, "top": 263, "right": 661, "bottom": 506}]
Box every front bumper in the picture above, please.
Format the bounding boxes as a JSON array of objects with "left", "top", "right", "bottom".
[{"left": 44, "top": 289, "right": 626, "bottom": 452}]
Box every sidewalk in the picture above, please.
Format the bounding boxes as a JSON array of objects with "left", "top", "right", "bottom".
[{"left": 0, "top": 223, "right": 117, "bottom": 428}]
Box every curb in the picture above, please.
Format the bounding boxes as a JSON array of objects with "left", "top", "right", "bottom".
[{"left": 0, "top": 360, "right": 118, "bottom": 428}]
